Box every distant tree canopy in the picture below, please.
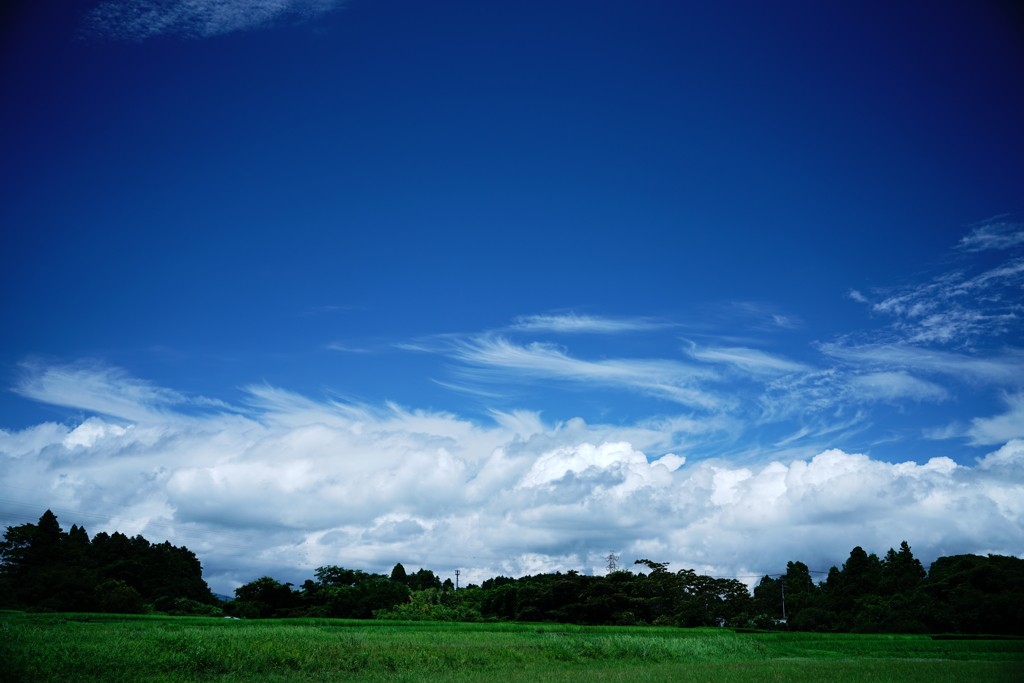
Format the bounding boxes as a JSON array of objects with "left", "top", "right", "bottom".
[
  {"left": 753, "top": 543, "right": 1023, "bottom": 635},
  {"left": 4, "top": 511, "right": 1022, "bottom": 634},
  {"left": 236, "top": 566, "right": 411, "bottom": 619},
  {"left": 226, "top": 542, "right": 1023, "bottom": 635},
  {"left": 0, "top": 510, "right": 215, "bottom": 613}
]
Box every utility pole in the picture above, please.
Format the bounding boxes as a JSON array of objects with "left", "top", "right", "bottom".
[
  {"left": 606, "top": 551, "right": 618, "bottom": 573},
  {"left": 454, "top": 569, "right": 460, "bottom": 591},
  {"left": 780, "top": 577, "right": 786, "bottom": 620}
]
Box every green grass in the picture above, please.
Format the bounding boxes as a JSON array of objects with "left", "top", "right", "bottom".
[{"left": 1, "top": 612, "right": 1021, "bottom": 682}]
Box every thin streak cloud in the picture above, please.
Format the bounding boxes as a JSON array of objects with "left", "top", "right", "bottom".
[
  {"left": 817, "top": 344, "right": 1024, "bottom": 384},
  {"left": 510, "top": 314, "right": 674, "bottom": 334},
  {"left": 449, "top": 336, "right": 723, "bottom": 409},
  {"left": 83, "top": 0, "right": 345, "bottom": 41},
  {"left": 15, "top": 361, "right": 239, "bottom": 423},
  {"left": 958, "top": 218, "right": 1024, "bottom": 252},
  {"left": 684, "top": 344, "right": 812, "bottom": 376},
  {"left": 854, "top": 232, "right": 1024, "bottom": 345}
]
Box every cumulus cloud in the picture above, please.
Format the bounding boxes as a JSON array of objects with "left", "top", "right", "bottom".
[
  {"left": 2, "top": 365, "right": 1022, "bottom": 595},
  {"left": 82, "top": 0, "right": 344, "bottom": 42},
  {"left": 62, "top": 418, "right": 129, "bottom": 448}
]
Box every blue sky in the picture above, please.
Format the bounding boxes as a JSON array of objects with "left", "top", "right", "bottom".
[{"left": 2, "top": 0, "right": 1023, "bottom": 592}]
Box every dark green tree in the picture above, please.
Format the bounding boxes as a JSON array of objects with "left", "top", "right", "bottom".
[
  {"left": 880, "top": 541, "right": 926, "bottom": 595},
  {"left": 922, "top": 554, "right": 1024, "bottom": 635},
  {"left": 0, "top": 510, "right": 94, "bottom": 611},
  {"left": 2, "top": 510, "right": 215, "bottom": 613},
  {"left": 315, "top": 565, "right": 377, "bottom": 587},
  {"left": 408, "top": 568, "right": 443, "bottom": 591},
  {"left": 233, "top": 576, "right": 300, "bottom": 618},
  {"left": 822, "top": 546, "right": 882, "bottom": 627},
  {"left": 390, "top": 563, "right": 409, "bottom": 584}
]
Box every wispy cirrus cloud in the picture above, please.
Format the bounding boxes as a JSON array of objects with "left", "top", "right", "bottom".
[
  {"left": 509, "top": 313, "right": 673, "bottom": 334},
  {"left": 867, "top": 265, "right": 1024, "bottom": 345},
  {"left": 849, "top": 219, "right": 1024, "bottom": 346},
  {"left": 805, "top": 219, "right": 1024, "bottom": 443},
  {"left": 448, "top": 336, "right": 723, "bottom": 409},
  {"left": 82, "top": 0, "right": 344, "bottom": 42},
  {"left": 724, "top": 302, "right": 804, "bottom": 331},
  {"left": 14, "top": 360, "right": 238, "bottom": 422},
  {"left": 817, "top": 343, "right": 1024, "bottom": 385},
  {"left": 759, "top": 367, "right": 946, "bottom": 424},
  {"left": 683, "top": 344, "right": 811, "bottom": 376},
  {"left": 845, "top": 371, "right": 948, "bottom": 402},
  {"left": 958, "top": 217, "right": 1024, "bottom": 252},
  {"left": 325, "top": 343, "right": 372, "bottom": 353}
]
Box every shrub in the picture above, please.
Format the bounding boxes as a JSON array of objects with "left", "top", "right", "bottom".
[{"left": 96, "top": 580, "right": 145, "bottom": 614}]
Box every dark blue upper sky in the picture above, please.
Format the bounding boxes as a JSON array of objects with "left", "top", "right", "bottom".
[{"left": 3, "top": 0, "right": 1023, "bottom": 461}]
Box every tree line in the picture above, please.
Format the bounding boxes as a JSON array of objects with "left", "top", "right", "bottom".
[
  {"left": 2, "top": 511, "right": 1021, "bottom": 634},
  {"left": 0, "top": 510, "right": 217, "bottom": 616}
]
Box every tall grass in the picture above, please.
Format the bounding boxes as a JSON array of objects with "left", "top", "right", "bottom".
[{"left": 2, "top": 612, "right": 1021, "bottom": 683}]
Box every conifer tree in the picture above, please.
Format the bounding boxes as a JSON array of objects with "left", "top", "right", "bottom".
[{"left": 390, "top": 563, "right": 409, "bottom": 584}]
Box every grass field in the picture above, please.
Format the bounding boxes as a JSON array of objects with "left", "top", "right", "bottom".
[{"left": 2, "top": 611, "right": 1021, "bottom": 682}]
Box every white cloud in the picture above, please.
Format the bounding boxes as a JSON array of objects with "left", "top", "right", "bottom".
[
  {"left": 818, "top": 344, "right": 1024, "bottom": 384},
  {"left": 63, "top": 417, "right": 129, "bottom": 449},
  {"left": 83, "top": 0, "right": 344, "bottom": 42},
  {"left": 922, "top": 421, "right": 966, "bottom": 441},
  {"left": 685, "top": 344, "right": 811, "bottom": 376},
  {"left": 846, "top": 371, "right": 948, "bottom": 402},
  {"left": 3, "top": 365, "right": 1022, "bottom": 594},
  {"left": 977, "top": 439, "right": 1024, "bottom": 469},
  {"left": 967, "top": 394, "right": 1024, "bottom": 445},
  {"left": 510, "top": 314, "right": 672, "bottom": 334},
  {"left": 449, "top": 336, "right": 723, "bottom": 409},
  {"left": 759, "top": 365, "right": 946, "bottom": 424},
  {"left": 0, "top": 422, "right": 70, "bottom": 459},
  {"left": 15, "top": 361, "right": 201, "bottom": 422},
  {"left": 861, "top": 246, "right": 1024, "bottom": 345},
  {"left": 516, "top": 442, "right": 673, "bottom": 490},
  {"left": 326, "top": 343, "right": 371, "bottom": 353},
  {"left": 958, "top": 218, "right": 1024, "bottom": 252}
]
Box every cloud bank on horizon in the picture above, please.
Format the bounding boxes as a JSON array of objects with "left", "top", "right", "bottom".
[
  {"left": 82, "top": 0, "right": 345, "bottom": 41},
  {"left": 2, "top": 373, "right": 1022, "bottom": 594},
  {"left": 3, "top": 220, "right": 1024, "bottom": 594}
]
